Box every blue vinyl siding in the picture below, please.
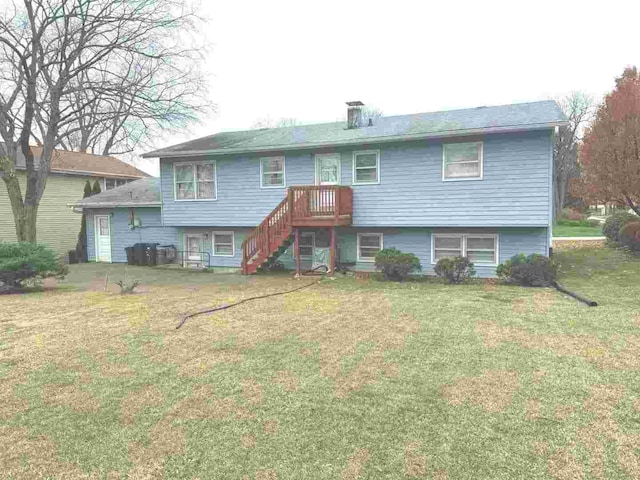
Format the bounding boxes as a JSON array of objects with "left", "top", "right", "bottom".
[
  {"left": 182, "top": 227, "right": 250, "bottom": 268},
  {"left": 159, "top": 129, "right": 553, "bottom": 228},
  {"left": 86, "top": 207, "right": 178, "bottom": 263},
  {"left": 278, "top": 227, "right": 547, "bottom": 278}
]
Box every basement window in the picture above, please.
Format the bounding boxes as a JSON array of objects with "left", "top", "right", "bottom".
[
  {"left": 212, "top": 231, "right": 234, "bottom": 256},
  {"left": 432, "top": 234, "right": 497, "bottom": 265},
  {"left": 357, "top": 233, "right": 383, "bottom": 262}
]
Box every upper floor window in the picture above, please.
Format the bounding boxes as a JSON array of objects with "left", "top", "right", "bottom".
[
  {"left": 260, "top": 156, "right": 285, "bottom": 188},
  {"left": 353, "top": 150, "right": 380, "bottom": 185},
  {"left": 103, "top": 178, "right": 131, "bottom": 190},
  {"left": 442, "top": 141, "right": 483, "bottom": 180},
  {"left": 174, "top": 161, "right": 216, "bottom": 200}
]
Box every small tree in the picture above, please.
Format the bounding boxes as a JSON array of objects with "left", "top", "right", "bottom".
[
  {"left": 92, "top": 180, "right": 102, "bottom": 196},
  {"left": 434, "top": 257, "right": 476, "bottom": 284},
  {"left": 75, "top": 180, "right": 93, "bottom": 262},
  {"left": 574, "top": 67, "right": 640, "bottom": 215}
]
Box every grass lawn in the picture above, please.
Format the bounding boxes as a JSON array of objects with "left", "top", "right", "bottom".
[
  {"left": 2, "top": 252, "right": 640, "bottom": 479},
  {"left": 552, "top": 223, "right": 604, "bottom": 237}
]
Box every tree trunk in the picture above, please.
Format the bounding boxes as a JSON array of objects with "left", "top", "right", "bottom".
[
  {"left": 2, "top": 175, "right": 38, "bottom": 242},
  {"left": 624, "top": 195, "right": 640, "bottom": 216}
]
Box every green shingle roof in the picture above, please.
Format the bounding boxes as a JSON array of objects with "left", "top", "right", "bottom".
[{"left": 143, "top": 100, "right": 567, "bottom": 158}]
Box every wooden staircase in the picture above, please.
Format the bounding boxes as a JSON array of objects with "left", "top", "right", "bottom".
[{"left": 241, "top": 186, "right": 353, "bottom": 274}]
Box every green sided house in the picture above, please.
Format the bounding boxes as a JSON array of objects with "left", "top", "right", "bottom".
[
  {"left": 0, "top": 146, "right": 148, "bottom": 256},
  {"left": 75, "top": 100, "right": 567, "bottom": 277}
]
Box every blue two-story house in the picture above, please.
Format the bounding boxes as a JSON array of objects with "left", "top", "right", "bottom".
[{"left": 76, "top": 100, "right": 566, "bottom": 277}]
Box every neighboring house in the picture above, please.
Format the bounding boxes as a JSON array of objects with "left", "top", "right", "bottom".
[
  {"left": 0, "top": 146, "right": 148, "bottom": 255},
  {"left": 76, "top": 100, "right": 567, "bottom": 277}
]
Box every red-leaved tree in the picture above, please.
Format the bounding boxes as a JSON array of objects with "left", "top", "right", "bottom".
[{"left": 576, "top": 67, "right": 640, "bottom": 215}]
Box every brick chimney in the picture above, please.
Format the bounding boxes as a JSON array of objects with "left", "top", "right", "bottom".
[{"left": 346, "top": 101, "right": 364, "bottom": 129}]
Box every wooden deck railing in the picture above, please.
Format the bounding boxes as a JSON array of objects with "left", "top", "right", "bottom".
[{"left": 241, "top": 186, "right": 353, "bottom": 274}]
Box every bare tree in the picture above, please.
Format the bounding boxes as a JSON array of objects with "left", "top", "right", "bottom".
[
  {"left": 250, "top": 117, "right": 300, "bottom": 129},
  {"left": 0, "top": 0, "right": 210, "bottom": 242},
  {"left": 553, "top": 92, "right": 593, "bottom": 219}
]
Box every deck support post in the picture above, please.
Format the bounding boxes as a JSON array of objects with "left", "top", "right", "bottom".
[
  {"left": 294, "top": 227, "right": 300, "bottom": 277},
  {"left": 330, "top": 227, "right": 336, "bottom": 276}
]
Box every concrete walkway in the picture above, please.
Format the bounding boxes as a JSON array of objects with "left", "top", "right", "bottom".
[{"left": 552, "top": 236, "right": 606, "bottom": 241}]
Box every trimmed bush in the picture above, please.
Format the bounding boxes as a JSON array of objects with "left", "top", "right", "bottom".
[
  {"left": 561, "top": 208, "right": 584, "bottom": 221},
  {"left": 434, "top": 256, "right": 476, "bottom": 284},
  {"left": 620, "top": 221, "right": 640, "bottom": 253},
  {"left": 588, "top": 219, "right": 603, "bottom": 228},
  {"left": 0, "top": 242, "right": 67, "bottom": 292},
  {"left": 374, "top": 248, "right": 421, "bottom": 281},
  {"left": 497, "top": 253, "right": 557, "bottom": 287},
  {"left": 603, "top": 212, "right": 638, "bottom": 244}
]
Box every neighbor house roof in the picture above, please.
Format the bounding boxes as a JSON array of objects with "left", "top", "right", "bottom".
[
  {"left": 143, "top": 100, "right": 568, "bottom": 158},
  {"left": 9, "top": 144, "right": 149, "bottom": 178},
  {"left": 74, "top": 177, "right": 160, "bottom": 208}
]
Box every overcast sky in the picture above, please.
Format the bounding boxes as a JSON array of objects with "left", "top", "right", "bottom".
[{"left": 137, "top": 0, "right": 640, "bottom": 175}]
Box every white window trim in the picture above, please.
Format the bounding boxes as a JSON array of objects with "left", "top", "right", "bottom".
[
  {"left": 442, "top": 141, "right": 484, "bottom": 182},
  {"left": 314, "top": 153, "right": 341, "bottom": 185},
  {"left": 431, "top": 233, "right": 499, "bottom": 265},
  {"left": 352, "top": 150, "right": 380, "bottom": 185},
  {"left": 173, "top": 160, "right": 217, "bottom": 201},
  {"left": 357, "top": 233, "right": 383, "bottom": 263},
  {"left": 260, "top": 156, "right": 286, "bottom": 188},
  {"left": 183, "top": 233, "right": 205, "bottom": 267},
  {"left": 212, "top": 230, "right": 235, "bottom": 257}
]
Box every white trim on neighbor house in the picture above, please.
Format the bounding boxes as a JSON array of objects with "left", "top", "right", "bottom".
[
  {"left": 314, "top": 153, "right": 341, "bottom": 185},
  {"left": 352, "top": 149, "right": 380, "bottom": 185},
  {"left": 442, "top": 141, "right": 484, "bottom": 181},
  {"left": 357, "top": 233, "right": 383, "bottom": 262},
  {"left": 212, "top": 231, "right": 235, "bottom": 257},
  {"left": 259, "top": 156, "right": 286, "bottom": 188},
  {"left": 431, "top": 233, "right": 499, "bottom": 265},
  {"left": 93, "top": 214, "right": 112, "bottom": 263},
  {"left": 173, "top": 160, "right": 217, "bottom": 201}
]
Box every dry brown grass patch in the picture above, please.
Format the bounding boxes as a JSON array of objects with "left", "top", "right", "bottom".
[
  {"left": 433, "top": 470, "right": 448, "bottom": 480},
  {"left": 554, "top": 405, "right": 575, "bottom": 421},
  {"left": 165, "top": 384, "right": 253, "bottom": 421},
  {"left": 263, "top": 419, "right": 278, "bottom": 435},
  {"left": 42, "top": 383, "right": 100, "bottom": 413},
  {"left": 341, "top": 448, "right": 370, "bottom": 480},
  {"left": 255, "top": 469, "right": 278, "bottom": 480},
  {"left": 534, "top": 291, "right": 555, "bottom": 313},
  {"left": 482, "top": 278, "right": 499, "bottom": 292},
  {"left": 405, "top": 441, "right": 427, "bottom": 477},
  {"left": 271, "top": 370, "right": 299, "bottom": 392},
  {"left": 526, "top": 399, "right": 542, "bottom": 420},
  {"left": 120, "top": 385, "right": 164, "bottom": 425},
  {"left": 127, "top": 416, "right": 184, "bottom": 478},
  {"left": 547, "top": 448, "right": 584, "bottom": 480},
  {"left": 512, "top": 298, "right": 527, "bottom": 313},
  {"left": 533, "top": 370, "right": 548, "bottom": 384},
  {"left": 442, "top": 370, "right": 520, "bottom": 413},
  {"left": 241, "top": 434, "right": 257, "bottom": 449},
  {"left": 242, "top": 377, "right": 264, "bottom": 405},
  {"left": 633, "top": 313, "right": 640, "bottom": 328},
  {"left": 533, "top": 441, "right": 549, "bottom": 457}
]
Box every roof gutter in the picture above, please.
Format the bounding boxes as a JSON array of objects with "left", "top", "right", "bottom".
[
  {"left": 15, "top": 165, "right": 147, "bottom": 178},
  {"left": 71, "top": 202, "right": 161, "bottom": 208},
  {"left": 142, "top": 121, "right": 569, "bottom": 158}
]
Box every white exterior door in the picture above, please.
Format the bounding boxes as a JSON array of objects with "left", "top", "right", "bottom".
[
  {"left": 94, "top": 215, "right": 112, "bottom": 263},
  {"left": 184, "top": 235, "right": 204, "bottom": 268},
  {"left": 315, "top": 154, "right": 341, "bottom": 185}
]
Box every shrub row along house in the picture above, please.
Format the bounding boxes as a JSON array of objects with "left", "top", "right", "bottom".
[
  {"left": 0, "top": 146, "right": 148, "bottom": 256},
  {"left": 75, "top": 100, "right": 567, "bottom": 277}
]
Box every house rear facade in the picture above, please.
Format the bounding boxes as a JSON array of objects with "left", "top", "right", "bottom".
[
  {"left": 77, "top": 100, "right": 566, "bottom": 277},
  {"left": 0, "top": 147, "right": 148, "bottom": 255}
]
